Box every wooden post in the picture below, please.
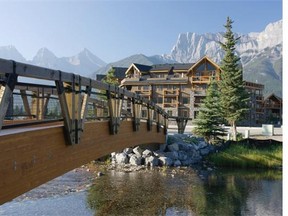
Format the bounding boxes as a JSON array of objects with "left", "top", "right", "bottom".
[
  {"left": 55, "top": 74, "right": 89, "bottom": 145},
  {"left": 176, "top": 117, "right": 189, "bottom": 134},
  {"left": 132, "top": 97, "right": 142, "bottom": 131},
  {"left": 107, "top": 88, "right": 123, "bottom": 135},
  {"left": 0, "top": 73, "right": 18, "bottom": 129},
  {"left": 20, "top": 90, "right": 32, "bottom": 119},
  {"left": 156, "top": 109, "right": 161, "bottom": 133},
  {"left": 147, "top": 105, "right": 154, "bottom": 131}
]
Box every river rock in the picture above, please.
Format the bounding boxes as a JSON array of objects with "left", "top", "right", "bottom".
[
  {"left": 145, "top": 156, "right": 159, "bottom": 167},
  {"left": 115, "top": 153, "right": 128, "bottom": 164},
  {"left": 164, "top": 151, "right": 179, "bottom": 160},
  {"left": 167, "top": 143, "right": 179, "bottom": 152},
  {"left": 129, "top": 155, "right": 142, "bottom": 166},
  {"left": 159, "top": 143, "right": 167, "bottom": 151},
  {"left": 178, "top": 151, "right": 188, "bottom": 161},
  {"left": 159, "top": 156, "right": 173, "bottom": 166},
  {"left": 173, "top": 159, "right": 182, "bottom": 167},
  {"left": 153, "top": 150, "right": 165, "bottom": 157},
  {"left": 123, "top": 147, "right": 133, "bottom": 154},
  {"left": 142, "top": 149, "right": 153, "bottom": 158},
  {"left": 195, "top": 141, "right": 208, "bottom": 150},
  {"left": 133, "top": 146, "right": 143, "bottom": 157},
  {"left": 200, "top": 147, "right": 211, "bottom": 156}
]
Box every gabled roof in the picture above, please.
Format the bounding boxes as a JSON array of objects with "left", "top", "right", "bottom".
[
  {"left": 150, "top": 63, "right": 194, "bottom": 72},
  {"left": 113, "top": 67, "right": 128, "bottom": 79},
  {"left": 187, "top": 56, "right": 220, "bottom": 76},
  {"left": 125, "top": 63, "right": 152, "bottom": 75},
  {"left": 264, "top": 93, "right": 282, "bottom": 102},
  {"left": 96, "top": 74, "right": 106, "bottom": 81}
]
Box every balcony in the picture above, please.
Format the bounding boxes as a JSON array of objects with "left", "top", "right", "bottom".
[
  {"left": 120, "top": 77, "right": 140, "bottom": 85},
  {"left": 191, "top": 76, "right": 220, "bottom": 83},
  {"left": 135, "top": 90, "right": 151, "bottom": 96},
  {"left": 163, "top": 103, "right": 177, "bottom": 108},
  {"left": 163, "top": 89, "right": 179, "bottom": 96}
]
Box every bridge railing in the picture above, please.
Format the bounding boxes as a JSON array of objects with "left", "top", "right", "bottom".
[{"left": 0, "top": 58, "right": 169, "bottom": 145}]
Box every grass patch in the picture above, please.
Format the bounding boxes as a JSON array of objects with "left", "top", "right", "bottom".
[{"left": 207, "top": 142, "right": 282, "bottom": 169}]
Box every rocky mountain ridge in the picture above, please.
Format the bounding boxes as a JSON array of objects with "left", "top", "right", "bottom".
[{"left": 0, "top": 46, "right": 106, "bottom": 77}]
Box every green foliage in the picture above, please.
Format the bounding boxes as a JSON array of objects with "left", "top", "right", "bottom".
[
  {"left": 219, "top": 17, "right": 250, "bottom": 140},
  {"left": 193, "top": 77, "right": 225, "bottom": 143},
  {"left": 103, "top": 68, "right": 119, "bottom": 86},
  {"left": 208, "top": 143, "right": 282, "bottom": 169}
]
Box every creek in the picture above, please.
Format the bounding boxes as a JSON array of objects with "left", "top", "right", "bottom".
[{"left": 0, "top": 167, "right": 282, "bottom": 216}]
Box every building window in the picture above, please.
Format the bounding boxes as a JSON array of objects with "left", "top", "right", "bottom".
[
  {"left": 143, "top": 85, "right": 150, "bottom": 91},
  {"left": 142, "top": 110, "right": 147, "bottom": 118},
  {"left": 157, "top": 97, "right": 163, "bottom": 104},
  {"left": 182, "top": 97, "right": 190, "bottom": 104},
  {"left": 182, "top": 110, "right": 189, "bottom": 117},
  {"left": 167, "top": 110, "right": 173, "bottom": 116}
]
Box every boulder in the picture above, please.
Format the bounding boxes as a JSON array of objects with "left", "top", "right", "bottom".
[
  {"left": 115, "top": 153, "right": 128, "bottom": 164},
  {"left": 200, "top": 147, "right": 210, "bottom": 156},
  {"left": 153, "top": 150, "right": 165, "bottom": 157},
  {"left": 173, "top": 159, "right": 182, "bottom": 167},
  {"left": 142, "top": 149, "right": 153, "bottom": 158},
  {"left": 178, "top": 151, "right": 188, "bottom": 161},
  {"left": 159, "top": 143, "right": 167, "bottom": 152},
  {"left": 164, "top": 151, "right": 179, "bottom": 160},
  {"left": 129, "top": 155, "right": 142, "bottom": 166},
  {"left": 123, "top": 147, "right": 133, "bottom": 155},
  {"left": 133, "top": 146, "right": 143, "bottom": 157},
  {"left": 145, "top": 156, "right": 159, "bottom": 167},
  {"left": 167, "top": 143, "right": 179, "bottom": 152},
  {"left": 159, "top": 156, "right": 173, "bottom": 166}
]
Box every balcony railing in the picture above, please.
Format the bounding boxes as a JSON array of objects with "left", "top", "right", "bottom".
[{"left": 191, "top": 76, "right": 220, "bottom": 83}]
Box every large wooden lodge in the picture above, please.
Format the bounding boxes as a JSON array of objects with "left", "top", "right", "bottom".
[{"left": 98, "top": 56, "right": 282, "bottom": 126}]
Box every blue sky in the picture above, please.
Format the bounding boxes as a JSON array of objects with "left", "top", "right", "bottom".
[{"left": 0, "top": 0, "right": 282, "bottom": 63}]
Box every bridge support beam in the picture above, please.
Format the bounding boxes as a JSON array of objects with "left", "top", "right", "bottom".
[
  {"left": 132, "top": 97, "right": 142, "bottom": 131},
  {"left": 147, "top": 105, "right": 154, "bottom": 131},
  {"left": 0, "top": 73, "right": 18, "bottom": 129},
  {"left": 31, "top": 91, "right": 50, "bottom": 120},
  {"left": 107, "top": 88, "right": 123, "bottom": 135},
  {"left": 176, "top": 117, "right": 189, "bottom": 134},
  {"left": 156, "top": 111, "right": 161, "bottom": 133},
  {"left": 20, "top": 90, "right": 32, "bottom": 118},
  {"left": 55, "top": 76, "right": 90, "bottom": 145}
]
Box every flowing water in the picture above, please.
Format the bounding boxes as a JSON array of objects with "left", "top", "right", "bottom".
[{"left": 0, "top": 167, "right": 282, "bottom": 216}]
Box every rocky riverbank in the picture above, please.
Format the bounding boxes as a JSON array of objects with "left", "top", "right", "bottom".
[{"left": 110, "top": 134, "right": 217, "bottom": 168}]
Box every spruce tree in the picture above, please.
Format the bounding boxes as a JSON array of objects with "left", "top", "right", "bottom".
[
  {"left": 193, "top": 77, "right": 225, "bottom": 144},
  {"left": 103, "top": 68, "right": 118, "bottom": 85},
  {"left": 219, "top": 17, "right": 249, "bottom": 141}
]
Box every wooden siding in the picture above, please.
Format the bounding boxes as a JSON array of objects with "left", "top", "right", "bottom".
[{"left": 0, "top": 121, "right": 165, "bottom": 204}]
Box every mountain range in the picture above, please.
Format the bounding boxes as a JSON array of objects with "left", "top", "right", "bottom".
[
  {"left": 0, "top": 19, "right": 282, "bottom": 96},
  {"left": 0, "top": 46, "right": 106, "bottom": 77}
]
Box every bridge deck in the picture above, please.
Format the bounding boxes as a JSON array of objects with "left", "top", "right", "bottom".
[{"left": 0, "top": 121, "right": 165, "bottom": 204}]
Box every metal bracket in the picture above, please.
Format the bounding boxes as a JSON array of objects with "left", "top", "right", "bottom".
[{"left": 0, "top": 64, "right": 18, "bottom": 130}]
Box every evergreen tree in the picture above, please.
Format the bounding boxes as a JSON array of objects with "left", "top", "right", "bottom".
[
  {"left": 193, "top": 77, "right": 225, "bottom": 144},
  {"left": 219, "top": 17, "right": 249, "bottom": 141},
  {"left": 103, "top": 68, "right": 118, "bottom": 86}
]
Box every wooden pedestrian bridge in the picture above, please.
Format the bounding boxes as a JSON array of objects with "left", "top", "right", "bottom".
[{"left": 0, "top": 58, "right": 190, "bottom": 204}]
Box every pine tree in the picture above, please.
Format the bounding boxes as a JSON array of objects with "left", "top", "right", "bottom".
[
  {"left": 193, "top": 77, "right": 225, "bottom": 144},
  {"left": 103, "top": 68, "right": 118, "bottom": 86},
  {"left": 219, "top": 17, "right": 249, "bottom": 141}
]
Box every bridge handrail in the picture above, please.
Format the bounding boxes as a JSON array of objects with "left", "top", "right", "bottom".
[{"left": 0, "top": 58, "right": 170, "bottom": 144}]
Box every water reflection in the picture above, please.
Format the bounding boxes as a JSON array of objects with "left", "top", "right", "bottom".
[{"left": 87, "top": 168, "right": 282, "bottom": 216}]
